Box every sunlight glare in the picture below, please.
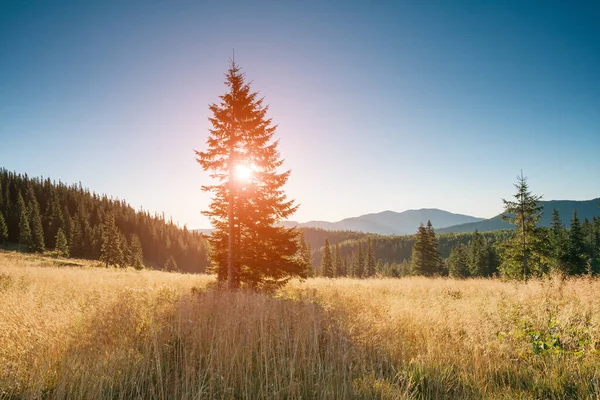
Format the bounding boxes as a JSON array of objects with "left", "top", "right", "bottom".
[{"left": 234, "top": 163, "right": 253, "bottom": 182}]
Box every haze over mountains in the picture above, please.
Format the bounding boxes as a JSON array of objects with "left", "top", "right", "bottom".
[
  {"left": 279, "top": 209, "right": 485, "bottom": 235},
  {"left": 197, "top": 199, "right": 600, "bottom": 236},
  {"left": 283, "top": 198, "right": 600, "bottom": 235}
]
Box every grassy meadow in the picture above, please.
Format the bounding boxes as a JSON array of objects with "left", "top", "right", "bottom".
[{"left": 2, "top": 250, "right": 600, "bottom": 399}]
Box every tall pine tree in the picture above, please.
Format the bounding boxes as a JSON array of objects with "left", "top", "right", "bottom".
[
  {"left": 567, "top": 210, "right": 587, "bottom": 275},
  {"left": 366, "top": 237, "right": 376, "bottom": 277},
  {"left": 426, "top": 220, "right": 444, "bottom": 275},
  {"left": 55, "top": 228, "right": 69, "bottom": 257},
  {"left": 334, "top": 243, "right": 343, "bottom": 277},
  {"left": 448, "top": 244, "right": 470, "bottom": 278},
  {"left": 17, "top": 193, "right": 31, "bottom": 250},
  {"left": 499, "top": 172, "right": 546, "bottom": 279},
  {"left": 196, "top": 61, "right": 304, "bottom": 289},
  {"left": 0, "top": 210, "right": 8, "bottom": 244},
  {"left": 100, "top": 214, "right": 122, "bottom": 267},
  {"left": 321, "top": 238, "right": 334, "bottom": 277},
  {"left": 27, "top": 187, "right": 45, "bottom": 253}
]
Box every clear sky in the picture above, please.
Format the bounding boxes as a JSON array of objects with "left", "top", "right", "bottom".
[{"left": 1, "top": 0, "right": 599, "bottom": 229}]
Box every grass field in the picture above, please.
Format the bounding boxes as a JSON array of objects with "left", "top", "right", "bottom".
[{"left": 2, "top": 250, "right": 600, "bottom": 399}]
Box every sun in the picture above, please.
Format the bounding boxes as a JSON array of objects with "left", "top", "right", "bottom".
[{"left": 234, "top": 163, "right": 253, "bottom": 182}]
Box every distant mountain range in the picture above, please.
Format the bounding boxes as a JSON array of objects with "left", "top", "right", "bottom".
[
  {"left": 437, "top": 198, "right": 600, "bottom": 234},
  {"left": 195, "top": 199, "right": 600, "bottom": 236},
  {"left": 278, "top": 209, "right": 485, "bottom": 235}
]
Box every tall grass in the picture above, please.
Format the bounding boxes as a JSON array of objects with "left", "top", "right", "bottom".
[{"left": 1, "top": 250, "right": 600, "bottom": 399}]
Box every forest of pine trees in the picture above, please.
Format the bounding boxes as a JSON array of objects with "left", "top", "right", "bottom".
[{"left": 0, "top": 169, "right": 210, "bottom": 273}]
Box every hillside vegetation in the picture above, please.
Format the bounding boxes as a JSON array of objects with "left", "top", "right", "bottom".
[
  {"left": 2, "top": 250, "right": 600, "bottom": 399},
  {"left": 0, "top": 169, "right": 210, "bottom": 273}
]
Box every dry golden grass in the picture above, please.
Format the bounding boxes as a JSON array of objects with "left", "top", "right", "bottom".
[{"left": 2, "top": 250, "right": 600, "bottom": 399}]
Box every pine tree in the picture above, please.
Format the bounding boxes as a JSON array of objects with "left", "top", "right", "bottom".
[
  {"left": 549, "top": 209, "right": 568, "bottom": 273},
  {"left": 354, "top": 242, "right": 364, "bottom": 277},
  {"left": 321, "top": 238, "right": 334, "bottom": 277},
  {"left": 27, "top": 187, "right": 45, "bottom": 253},
  {"left": 334, "top": 243, "right": 343, "bottom": 277},
  {"left": 100, "top": 214, "right": 122, "bottom": 267},
  {"left": 566, "top": 210, "right": 587, "bottom": 275},
  {"left": 165, "top": 255, "right": 179, "bottom": 272},
  {"left": 448, "top": 244, "right": 470, "bottom": 278},
  {"left": 469, "top": 229, "right": 487, "bottom": 277},
  {"left": 129, "top": 234, "right": 144, "bottom": 270},
  {"left": 70, "top": 215, "right": 85, "bottom": 258},
  {"left": 119, "top": 232, "right": 130, "bottom": 268},
  {"left": 499, "top": 172, "right": 546, "bottom": 279},
  {"left": 425, "top": 220, "right": 444, "bottom": 275},
  {"left": 17, "top": 192, "right": 31, "bottom": 250},
  {"left": 366, "top": 237, "right": 376, "bottom": 277},
  {"left": 411, "top": 223, "right": 429, "bottom": 275},
  {"left": 0, "top": 210, "right": 8, "bottom": 244},
  {"left": 196, "top": 61, "right": 304, "bottom": 289},
  {"left": 298, "top": 234, "right": 312, "bottom": 275},
  {"left": 55, "top": 228, "right": 69, "bottom": 257},
  {"left": 43, "top": 189, "right": 64, "bottom": 249},
  {"left": 19, "top": 206, "right": 31, "bottom": 250}
]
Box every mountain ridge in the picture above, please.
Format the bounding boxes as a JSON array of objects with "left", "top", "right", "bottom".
[{"left": 438, "top": 198, "right": 600, "bottom": 233}]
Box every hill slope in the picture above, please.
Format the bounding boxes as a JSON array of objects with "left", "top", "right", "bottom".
[{"left": 438, "top": 198, "right": 600, "bottom": 233}]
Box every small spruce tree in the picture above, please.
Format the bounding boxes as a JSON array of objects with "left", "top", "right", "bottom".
[
  {"left": 321, "top": 238, "right": 334, "bottom": 277},
  {"left": 165, "top": 255, "right": 179, "bottom": 272},
  {"left": 334, "top": 244, "right": 343, "bottom": 277},
  {"left": 0, "top": 210, "right": 8, "bottom": 244},
  {"left": 129, "top": 234, "right": 144, "bottom": 270},
  {"left": 18, "top": 198, "right": 32, "bottom": 251},
  {"left": 448, "top": 244, "right": 470, "bottom": 278},
  {"left": 366, "top": 237, "right": 376, "bottom": 277},
  {"left": 100, "top": 214, "right": 123, "bottom": 267},
  {"left": 27, "top": 189, "right": 45, "bottom": 253},
  {"left": 567, "top": 210, "right": 587, "bottom": 275},
  {"left": 55, "top": 228, "right": 69, "bottom": 257}
]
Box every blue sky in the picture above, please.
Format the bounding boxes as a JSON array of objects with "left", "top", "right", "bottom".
[{"left": 1, "top": 0, "right": 599, "bottom": 228}]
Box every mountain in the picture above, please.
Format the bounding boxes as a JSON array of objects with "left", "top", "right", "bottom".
[
  {"left": 438, "top": 198, "right": 600, "bottom": 234},
  {"left": 280, "top": 209, "right": 484, "bottom": 235}
]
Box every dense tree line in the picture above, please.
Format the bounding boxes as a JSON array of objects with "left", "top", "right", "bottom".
[
  {"left": 0, "top": 169, "right": 210, "bottom": 273},
  {"left": 309, "top": 227, "right": 508, "bottom": 278}
]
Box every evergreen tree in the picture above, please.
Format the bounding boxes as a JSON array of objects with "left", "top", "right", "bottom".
[
  {"left": 321, "top": 238, "right": 334, "bottom": 277},
  {"left": 70, "top": 215, "right": 85, "bottom": 258},
  {"left": 499, "top": 172, "right": 546, "bottom": 279},
  {"left": 411, "top": 223, "right": 430, "bottom": 275},
  {"left": 165, "top": 255, "right": 179, "bottom": 272},
  {"left": 425, "top": 220, "right": 444, "bottom": 275},
  {"left": 196, "top": 61, "right": 304, "bottom": 289},
  {"left": 43, "top": 189, "right": 64, "bottom": 249},
  {"left": 0, "top": 210, "right": 8, "bottom": 244},
  {"left": 448, "top": 244, "right": 470, "bottom": 278},
  {"left": 334, "top": 243, "right": 343, "bottom": 277},
  {"left": 298, "top": 234, "right": 312, "bottom": 275},
  {"left": 129, "top": 234, "right": 145, "bottom": 270},
  {"left": 354, "top": 242, "right": 364, "bottom": 277},
  {"left": 100, "top": 214, "right": 123, "bottom": 267},
  {"left": 19, "top": 205, "right": 31, "bottom": 250},
  {"left": 366, "top": 237, "right": 376, "bottom": 277},
  {"left": 469, "top": 229, "right": 487, "bottom": 276},
  {"left": 119, "top": 232, "right": 130, "bottom": 267},
  {"left": 26, "top": 188, "right": 45, "bottom": 253},
  {"left": 566, "top": 210, "right": 587, "bottom": 275},
  {"left": 549, "top": 209, "right": 568, "bottom": 273},
  {"left": 55, "top": 228, "right": 69, "bottom": 257}
]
